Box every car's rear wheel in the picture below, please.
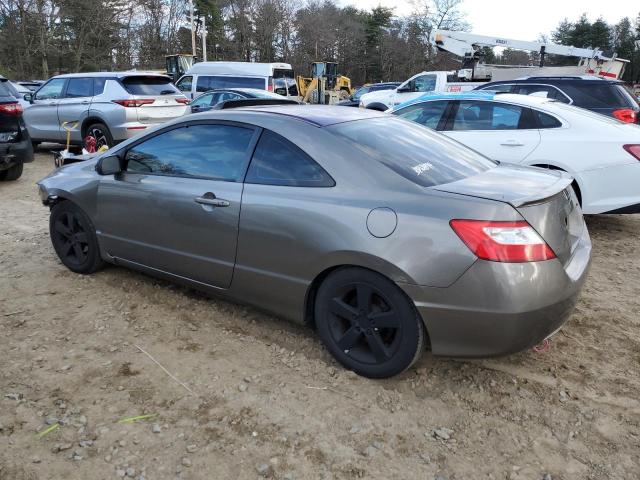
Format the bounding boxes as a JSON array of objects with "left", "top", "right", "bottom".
[
  {"left": 86, "top": 123, "right": 114, "bottom": 149},
  {"left": 315, "top": 268, "right": 425, "bottom": 378},
  {"left": 0, "top": 162, "right": 23, "bottom": 181},
  {"left": 49, "top": 201, "right": 105, "bottom": 274}
]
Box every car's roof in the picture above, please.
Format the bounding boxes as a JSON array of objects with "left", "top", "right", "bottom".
[
  {"left": 53, "top": 71, "right": 171, "bottom": 79},
  {"left": 199, "top": 104, "right": 387, "bottom": 126},
  {"left": 485, "top": 76, "right": 622, "bottom": 85},
  {"left": 393, "top": 91, "right": 553, "bottom": 111},
  {"left": 204, "top": 88, "right": 270, "bottom": 96}
]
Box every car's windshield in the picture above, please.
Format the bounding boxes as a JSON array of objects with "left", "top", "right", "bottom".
[{"left": 330, "top": 117, "right": 496, "bottom": 187}]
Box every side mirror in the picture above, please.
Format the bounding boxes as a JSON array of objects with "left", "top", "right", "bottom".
[
  {"left": 96, "top": 155, "right": 122, "bottom": 175},
  {"left": 24, "top": 93, "right": 33, "bottom": 103},
  {"left": 396, "top": 86, "right": 411, "bottom": 93}
]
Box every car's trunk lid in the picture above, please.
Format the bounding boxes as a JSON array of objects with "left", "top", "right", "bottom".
[
  {"left": 134, "top": 96, "right": 188, "bottom": 124},
  {"left": 435, "top": 164, "right": 584, "bottom": 265}
]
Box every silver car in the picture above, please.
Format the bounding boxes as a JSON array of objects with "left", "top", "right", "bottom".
[
  {"left": 23, "top": 72, "right": 189, "bottom": 148},
  {"left": 37, "top": 106, "right": 591, "bottom": 378}
]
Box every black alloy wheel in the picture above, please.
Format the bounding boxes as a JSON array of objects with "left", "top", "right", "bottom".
[
  {"left": 49, "top": 201, "right": 105, "bottom": 274},
  {"left": 315, "top": 268, "right": 425, "bottom": 378}
]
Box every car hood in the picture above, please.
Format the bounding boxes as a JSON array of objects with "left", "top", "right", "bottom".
[{"left": 433, "top": 164, "right": 573, "bottom": 207}]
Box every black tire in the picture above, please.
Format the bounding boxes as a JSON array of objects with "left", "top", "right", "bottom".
[
  {"left": 315, "top": 267, "right": 425, "bottom": 378},
  {"left": 85, "top": 122, "right": 114, "bottom": 149},
  {"left": 0, "top": 162, "right": 23, "bottom": 181},
  {"left": 49, "top": 201, "right": 105, "bottom": 274},
  {"left": 32, "top": 141, "right": 40, "bottom": 151}
]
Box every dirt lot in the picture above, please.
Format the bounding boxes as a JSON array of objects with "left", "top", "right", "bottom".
[{"left": 1, "top": 153, "right": 639, "bottom": 480}]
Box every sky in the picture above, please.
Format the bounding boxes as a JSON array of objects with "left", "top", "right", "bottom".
[{"left": 341, "top": 0, "right": 637, "bottom": 41}]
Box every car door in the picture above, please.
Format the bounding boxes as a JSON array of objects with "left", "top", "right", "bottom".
[
  {"left": 96, "top": 121, "right": 260, "bottom": 289},
  {"left": 57, "top": 77, "right": 94, "bottom": 143},
  {"left": 391, "top": 74, "right": 438, "bottom": 108},
  {"left": 23, "top": 78, "right": 67, "bottom": 142},
  {"left": 443, "top": 100, "right": 540, "bottom": 163}
]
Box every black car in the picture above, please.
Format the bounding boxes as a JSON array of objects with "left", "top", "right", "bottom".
[
  {"left": 0, "top": 76, "right": 33, "bottom": 181},
  {"left": 188, "top": 88, "right": 298, "bottom": 114},
  {"left": 337, "top": 82, "right": 401, "bottom": 107},
  {"left": 475, "top": 76, "right": 639, "bottom": 123}
]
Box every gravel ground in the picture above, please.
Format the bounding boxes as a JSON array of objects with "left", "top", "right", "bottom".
[{"left": 1, "top": 153, "right": 639, "bottom": 480}]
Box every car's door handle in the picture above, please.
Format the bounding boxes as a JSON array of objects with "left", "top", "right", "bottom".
[
  {"left": 195, "top": 193, "right": 230, "bottom": 207},
  {"left": 81, "top": 101, "right": 90, "bottom": 105},
  {"left": 500, "top": 140, "right": 525, "bottom": 146}
]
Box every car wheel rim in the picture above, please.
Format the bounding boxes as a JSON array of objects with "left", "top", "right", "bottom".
[
  {"left": 327, "top": 283, "right": 402, "bottom": 365},
  {"left": 53, "top": 211, "right": 89, "bottom": 266},
  {"left": 89, "top": 127, "right": 108, "bottom": 148}
]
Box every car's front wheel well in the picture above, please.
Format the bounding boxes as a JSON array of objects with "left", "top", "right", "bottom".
[{"left": 531, "top": 164, "right": 582, "bottom": 207}]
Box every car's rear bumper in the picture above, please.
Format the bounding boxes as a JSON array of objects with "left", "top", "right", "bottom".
[
  {"left": 0, "top": 134, "right": 34, "bottom": 170},
  {"left": 399, "top": 226, "right": 591, "bottom": 357}
]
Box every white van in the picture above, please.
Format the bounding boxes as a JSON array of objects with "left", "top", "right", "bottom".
[{"left": 175, "top": 62, "right": 298, "bottom": 100}]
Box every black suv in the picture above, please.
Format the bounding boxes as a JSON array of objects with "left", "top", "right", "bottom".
[
  {"left": 475, "top": 76, "right": 639, "bottom": 123},
  {"left": 0, "top": 76, "right": 33, "bottom": 181}
]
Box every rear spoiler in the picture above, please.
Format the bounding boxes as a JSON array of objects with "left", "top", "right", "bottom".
[{"left": 218, "top": 98, "right": 301, "bottom": 109}]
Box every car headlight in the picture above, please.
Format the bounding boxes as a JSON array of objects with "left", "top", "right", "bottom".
[{"left": 0, "top": 132, "right": 18, "bottom": 142}]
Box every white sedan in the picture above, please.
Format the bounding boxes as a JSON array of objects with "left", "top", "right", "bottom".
[{"left": 391, "top": 92, "right": 640, "bottom": 214}]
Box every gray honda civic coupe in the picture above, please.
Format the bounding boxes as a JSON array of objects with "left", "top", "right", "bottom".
[{"left": 37, "top": 106, "right": 591, "bottom": 378}]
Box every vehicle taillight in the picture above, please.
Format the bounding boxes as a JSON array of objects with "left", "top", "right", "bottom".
[
  {"left": 623, "top": 144, "right": 640, "bottom": 161},
  {"left": 112, "top": 99, "right": 155, "bottom": 108},
  {"left": 0, "top": 102, "right": 23, "bottom": 116},
  {"left": 175, "top": 97, "right": 190, "bottom": 104},
  {"left": 267, "top": 84, "right": 274, "bottom": 92},
  {"left": 612, "top": 108, "right": 637, "bottom": 124},
  {"left": 450, "top": 220, "right": 556, "bottom": 263}
]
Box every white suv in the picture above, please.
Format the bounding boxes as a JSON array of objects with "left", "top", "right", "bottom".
[{"left": 23, "top": 72, "right": 189, "bottom": 148}]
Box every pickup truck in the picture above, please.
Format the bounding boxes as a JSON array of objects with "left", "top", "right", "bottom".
[{"left": 359, "top": 71, "right": 485, "bottom": 111}]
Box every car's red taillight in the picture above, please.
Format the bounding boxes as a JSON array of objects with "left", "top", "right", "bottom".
[
  {"left": 623, "top": 144, "right": 640, "bottom": 161},
  {"left": 450, "top": 220, "right": 556, "bottom": 263},
  {"left": 0, "top": 102, "right": 23, "bottom": 116},
  {"left": 112, "top": 99, "right": 155, "bottom": 108},
  {"left": 612, "top": 108, "right": 638, "bottom": 123},
  {"left": 267, "top": 84, "right": 274, "bottom": 92},
  {"left": 175, "top": 97, "right": 190, "bottom": 104}
]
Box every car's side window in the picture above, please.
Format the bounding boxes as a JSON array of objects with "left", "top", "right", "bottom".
[
  {"left": 124, "top": 124, "right": 256, "bottom": 181},
  {"left": 394, "top": 101, "right": 449, "bottom": 130},
  {"left": 191, "top": 93, "right": 213, "bottom": 108},
  {"left": 515, "top": 85, "right": 571, "bottom": 104},
  {"left": 245, "top": 130, "right": 334, "bottom": 187},
  {"left": 176, "top": 76, "right": 193, "bottom": 93},
  {"left": 34, "top": 78, "right": 66, "bottom": 100},
  {"left": 93, "top": 78, "right": 107, "bottom": 96},
  {"left": 413, "top": 74, "right": 437, "bottom": 93},
  {"left": 65, "top": 77, "right": 93, "bottom": 98},
  {"left": 480, "top": 84, "right": 514, "bottom": 93},
  {"left": 533, "top": 110, "right": 563, "bottom": 129},
  {"left": 452, "top": 101, "right": 525, "bottom": 131}
]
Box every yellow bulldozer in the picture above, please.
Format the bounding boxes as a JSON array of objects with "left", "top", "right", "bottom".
[{"left": 297, "top": 62, "right": 353, "bottom": 105}]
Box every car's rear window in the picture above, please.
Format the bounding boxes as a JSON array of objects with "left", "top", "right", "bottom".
[
  {"left": 564, "top": 83, "right": 637, "bottom": 108},
  {"left": 121, "top": 76, "right": 179, "bottom": 95},
  {"left": 0, "top": 80, "right": 14, "bottom": 97},
  {"left": 330, "top": 117, "right": 496, "bottom": 187},
  {"left": 197, "top": 76, "right": 265, "bottom": 92}
]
